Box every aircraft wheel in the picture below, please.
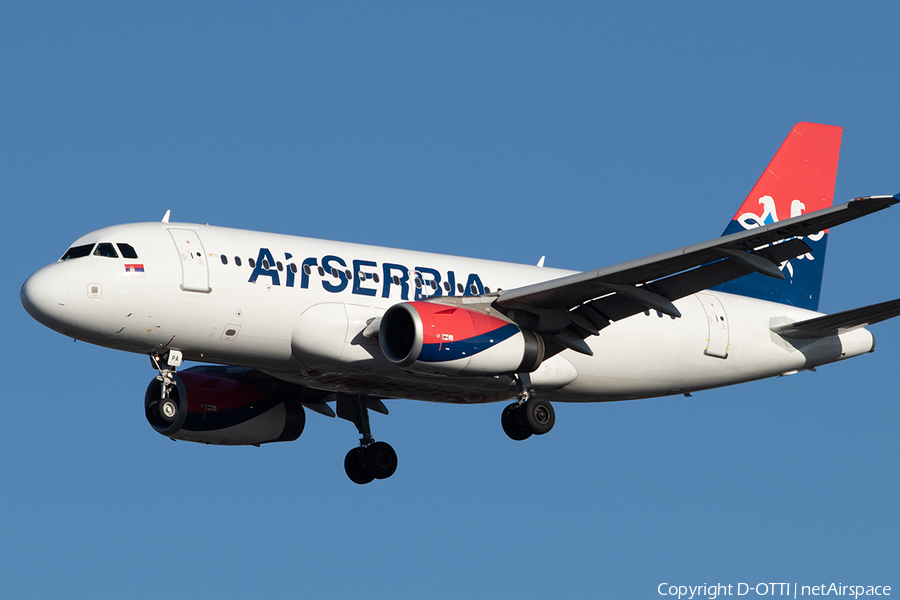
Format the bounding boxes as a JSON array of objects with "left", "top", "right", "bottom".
[
  {"left": 344, "top": 448, "right": 374, "bottom": 485},
  {"left": 363, "top": 441, "right": 398, "bottom": 480},
  {"left": 523, "top": 398, "right": 555, "bottom": 435},
  {"left": 159, "top": 398, "right": 179, "bottom": 423},
  {"left": 501, "top": 403, "right": 532, "bottom": 441}
]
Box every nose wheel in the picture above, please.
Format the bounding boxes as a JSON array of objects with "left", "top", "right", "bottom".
[{"left": 159, "top": 398, "right": 179, "bottom": 422}]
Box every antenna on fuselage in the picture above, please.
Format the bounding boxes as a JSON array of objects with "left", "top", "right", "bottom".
[
  {"left": 536, "top": 256, "right": 545, "bottom": 267},
  {"left": 161, "top": 210, "right": 171, "bottom": 223}
]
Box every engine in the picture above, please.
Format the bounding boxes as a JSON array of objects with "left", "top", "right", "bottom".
[
  {"left": 144, "top": 366, "right": 305, "bottom": 445},
  {"left": 379, "top": 302, "right": 544, "bottom": 376}
]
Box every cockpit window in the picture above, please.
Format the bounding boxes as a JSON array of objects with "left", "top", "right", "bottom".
[
  {"left": 117, "top": 243, "right": 138, "bottom": 259},
  {"left": 61, "top": 244, "right": 95, "bottom": 260},
  {"left": 94, "top": 243, "right": 119, "bottom": 258}
]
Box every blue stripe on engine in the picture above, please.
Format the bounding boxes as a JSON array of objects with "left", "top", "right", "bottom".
[
  {"left": 184, "top": 396, "right": 282, "bottom": 431},
  {"left": 418, "top": 323, "right": 519, "bottom": 363}
]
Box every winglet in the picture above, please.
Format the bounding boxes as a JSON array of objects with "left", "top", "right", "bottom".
[{"left": 161, "top": 210, "right": 171, "bottom": 223}]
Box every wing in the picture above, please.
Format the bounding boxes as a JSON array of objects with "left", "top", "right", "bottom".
[{"left": 492, "top": 195, "right": 899, "bottom": 355}]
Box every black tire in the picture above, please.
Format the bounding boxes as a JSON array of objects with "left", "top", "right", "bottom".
[
  {"left": 501, "top": 403, "right": 532, "bottom": 441},
  {"left": 523, "top": 398, "right": 555, "bottom": 435},
  {"left": 344, "top": 448, "right": 374, "bottom": 485},
  {"left": 159, "top": 398, "right": 179, "bottom": 423},
  {"left": 363, "top": 441, "right": 398, "bottom": 480},
  {"left": 145, "top": 400, "right": 161, "bottom": 425}
]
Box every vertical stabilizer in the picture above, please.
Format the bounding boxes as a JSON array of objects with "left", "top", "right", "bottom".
[{"left": 713, "top": 122, "right": 842, "bottom": 310}]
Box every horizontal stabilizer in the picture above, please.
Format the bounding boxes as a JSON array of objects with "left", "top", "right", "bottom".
[{"left": 771, "top": 297, "right": 900, "bottom": 339}]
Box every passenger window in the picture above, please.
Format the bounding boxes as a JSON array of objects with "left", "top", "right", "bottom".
[
  {"left": 249, "top": 258, "right": 256, "bottom": 268},
  {"left": 116, "top": 243, "right": 138, "bottom": 259},
  {"left": 235, "top": 256, "right": 242, "bottom": 267},
  {"left": 277, "top": 261, "right": 283, "bottom": 271},
  {"left": 220, "top": 255, "right": 228, "bottom": 265},
  {"left": 61, "top": 244, "right": 95, "bottom": 260},
  {"left": 94, "top": 243, "right": 119, "bottom": 258}
]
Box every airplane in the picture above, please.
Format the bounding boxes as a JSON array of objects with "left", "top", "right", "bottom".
[{"left": 20, "top": 122, "right": 900, "bottom": 484}]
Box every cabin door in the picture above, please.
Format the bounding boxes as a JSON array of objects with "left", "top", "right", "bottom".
[
  {"left": 169, "top": 228, "right": 211, "bottom": 293},
  {"left": 697, "top": 292, "right": 729, "bottom": 358}
]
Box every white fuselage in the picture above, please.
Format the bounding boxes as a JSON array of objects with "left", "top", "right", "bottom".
[{"left": 21, "top": 221, "right": 876, "bottom": 404}]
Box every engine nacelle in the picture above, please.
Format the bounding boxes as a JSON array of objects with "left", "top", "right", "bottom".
[
  {"left": 379, "top": 302, "right": 543, "bottom": 376},
  {"left": 144, "top": 367, "right": 305, "bottom": 445}
]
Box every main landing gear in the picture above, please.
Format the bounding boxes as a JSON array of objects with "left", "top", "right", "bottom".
[
  {"left": 501, "top": 372, "right": 555, "bottom": 441},
  {"left": 336, "top": 394, "right": 398, "bottom": 485}
]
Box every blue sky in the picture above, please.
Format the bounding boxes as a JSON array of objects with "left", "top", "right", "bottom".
[{"left": 2, "top": 3, "right": 898, "bottom": 598}]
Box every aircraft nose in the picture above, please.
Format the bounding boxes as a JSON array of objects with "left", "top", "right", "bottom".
[{"left": 21, "top": 265, "right": 68, "bottom": 325}]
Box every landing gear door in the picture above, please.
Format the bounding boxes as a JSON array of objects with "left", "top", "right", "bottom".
[
  {"left": 697, "top": 292, "right": 729, "bottom": 358},
  {"left": 168, "top": 228, "right": 211, "bottom": 293}
]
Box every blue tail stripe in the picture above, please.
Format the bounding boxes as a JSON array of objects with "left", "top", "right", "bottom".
[{"left": 712, "top": 220, "right": 828, "bottom": 310}]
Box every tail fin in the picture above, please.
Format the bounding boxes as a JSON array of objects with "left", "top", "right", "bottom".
[{"left": 713, "top": 122, "right": 842, "bottom": 310}]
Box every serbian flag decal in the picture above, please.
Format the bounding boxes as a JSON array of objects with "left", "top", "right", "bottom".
[{"left": 124, "top": 263, "right": 145, "bottom": 275}]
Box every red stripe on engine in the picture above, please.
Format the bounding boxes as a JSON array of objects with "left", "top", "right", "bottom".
[{"left": 409, "top": 302, "right": 510, "bottom": 343}]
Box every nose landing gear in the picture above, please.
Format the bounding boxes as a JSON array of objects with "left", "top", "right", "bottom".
[{"left": 148, "top": 350, "right": 183, "bottom": 425}]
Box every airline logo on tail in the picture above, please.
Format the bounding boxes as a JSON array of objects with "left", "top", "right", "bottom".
[
  {"left": 714, "top": 122, "right": 842, "bottom": 310},
  {"left": 736, "top": 195, "right": 824, "bottom": 278}
]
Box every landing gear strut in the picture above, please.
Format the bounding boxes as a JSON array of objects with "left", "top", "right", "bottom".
[
  {"left": 501, "top": 373, "right": 555, "bottom": 441},
  {"left": 337, "top": 394, "right": 398, "bottom": 484},
  {"left": 148, "top": 350, "right": 183, "bottom": 425}
]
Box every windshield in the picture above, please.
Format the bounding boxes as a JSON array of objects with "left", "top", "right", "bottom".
[{"left": 61, "top": 244, "right": 95, "bottom": 260}]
